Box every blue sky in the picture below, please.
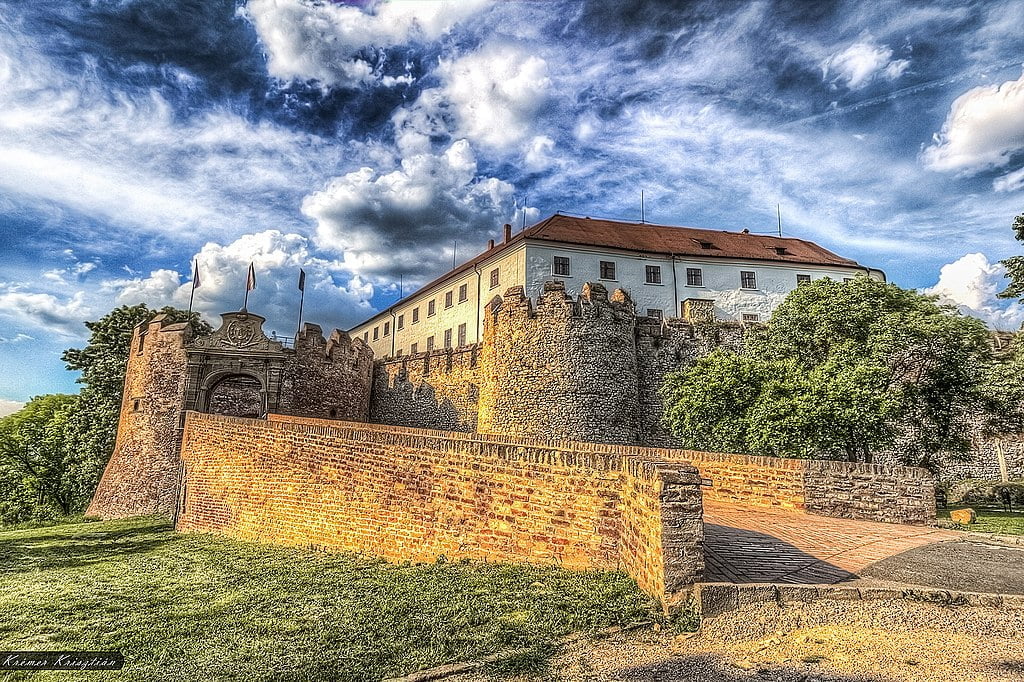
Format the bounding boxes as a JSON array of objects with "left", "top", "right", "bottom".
[{"left": 2, "top": 0, "right": 1024, "bottom": 413}]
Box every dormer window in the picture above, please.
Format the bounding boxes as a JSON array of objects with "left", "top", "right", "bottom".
[
  {"left": 773, "top": 246, "right": 788, "bottom": 255},
  {"left": 698, "top": 240, "right": 714, "bottom": 250}
]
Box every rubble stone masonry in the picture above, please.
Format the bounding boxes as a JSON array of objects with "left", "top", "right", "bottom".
[
  {"left": 371, "top": 345, "right": 481, "bottom": 431},
  {"left": 177, "top": 413, "right": 705, "bottom": 607}
]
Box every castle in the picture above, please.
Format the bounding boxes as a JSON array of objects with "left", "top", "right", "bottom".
[{"left": 88, "top": 281, "right": 943, "bottom": 608}]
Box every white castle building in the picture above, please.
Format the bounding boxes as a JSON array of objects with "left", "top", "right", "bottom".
[{"left": 349, "top": 214, "right": 884, "bottom": 359}]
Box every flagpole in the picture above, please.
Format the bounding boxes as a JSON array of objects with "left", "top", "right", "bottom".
[
  {"left": 296, "top": 269, "right": 306, "bottom": 338},
  {"left": 187, "top": 259, "right": 199, "bottom": 319}
]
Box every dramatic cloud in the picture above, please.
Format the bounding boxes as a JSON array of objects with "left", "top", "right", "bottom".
[
  {"left": 822, "top": 41, "right": 911, "bottom": 90},
  {"left": 922, "top": 70, "right": 1024, "bottom": 173},
  {"left": 302, "top": 140, "right": 529, "bottom": 281},
  {"left": 0, "top": 26, "right": 342, "bottom": 244},
  {"left": 107, "top": 231, "right": 376, "bottom": 334},
  {"left": 993, "top": 166, "right": 1024, "bottom": 193},
  {"left": 243, "top": 0, "right": 491, "bottom": 87},
  {"left": 924, "top": 252, "right": 1024, "bottom": 330},
  {"left": 0, "top": 399, "right": 25, "bottom": 418},
  {"left": 0, "top": 288, "right": 91, "bottom": 337}
]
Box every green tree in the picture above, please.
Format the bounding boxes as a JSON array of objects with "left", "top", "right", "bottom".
[
  {"left": 0, "top": 394, "right": 78, "bottom": 522},
  {"left": 997, "top": 213, "right": 1024, "bottom": 300},
  {"left": 663, "top": 276, "right": 991, "bottom": 466}
]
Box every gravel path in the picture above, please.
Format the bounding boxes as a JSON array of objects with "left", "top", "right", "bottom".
[{"left": 451, "top": 598, "right": 1024, "bottom": 681}]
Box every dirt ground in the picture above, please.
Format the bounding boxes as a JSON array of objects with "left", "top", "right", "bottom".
[{"left": 452, "top": 598, "right": 1024, "bottom": 682}]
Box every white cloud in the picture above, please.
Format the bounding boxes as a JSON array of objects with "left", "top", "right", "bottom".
[
  {"left": 524, "top": 135, "right": 557, "bottom": 172},
  {"left": 0, "top": 399, "right": 25, "bottom": 418},
  {"left": 822, "top": 41, "right": 910, "bottom": 90},
  {"left": 993, "top": 166, "right": 1024, "bottom": 193},
  {"left": 0, "top": 30, "right": 342, "bottom": 243},
  {"left": 242, "top": 0, "right": 491, "bottom": 88},
  {"left": 922, "top": 70, "right": 1024, "bottom": 173},
  {"left": 0, "top": 288, "right": 91, "bottom": 336},
  {"left": 105, "top": 230, "right": 376, "bottom": 334},
  {"left": 923, "top": 252, "right": 1024, "bottom": 330},
  {"left": 434, "top": 43, "right": 551, "bottom": 151},
  {"left": 0, "top": 334, "right": 33, "bottom": 344},
  {"left": 392, "top": 42, "right": 551, "bottom": 154},
  {"left": 302, "top": 139, "right": 528, "bottom": 281}
]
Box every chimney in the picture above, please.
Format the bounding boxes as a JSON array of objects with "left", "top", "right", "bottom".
[
  {"left": 503, "top": 223, "right": 512, "bottom": 243},
  {"left": 487, "top": 239, "right": 495, "bottom": 250}
]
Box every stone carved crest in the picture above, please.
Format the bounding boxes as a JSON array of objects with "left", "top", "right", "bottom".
[
  {"left": 190, "top": 311, "right": 281, "bottom": 353},
  {"left": 223, "top": 318, "right": 258, "bottom": 348}
]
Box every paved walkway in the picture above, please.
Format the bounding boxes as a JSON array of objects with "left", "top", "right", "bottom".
[{"left": 703, "top": 502, "right": 959, "bottom": 584}]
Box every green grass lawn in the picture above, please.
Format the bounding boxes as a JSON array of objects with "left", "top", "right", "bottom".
[
  {"left": 0, "top": 518, "right": 663, "bottom": 681},
  {"left": 939, "top": 507, "right": 1024, "bottom": 535}
]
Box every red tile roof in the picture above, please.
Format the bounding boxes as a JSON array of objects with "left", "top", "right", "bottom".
[
  {"left": 521, "top": 214, "right": 861, "bottom": 267},
  {"left": 349, "top": 213, "right": 865, "bottom": 329}
]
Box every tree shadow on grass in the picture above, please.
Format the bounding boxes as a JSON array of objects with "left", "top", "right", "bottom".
[
  {"left": 608, "top": 653, "right": 892, "bottom": 682},
  {"left": 0, "top": 519, "right": 175, "bottom": 575},
  {"left": 704, "top": 523, "right": 858, "bottom": 584}
]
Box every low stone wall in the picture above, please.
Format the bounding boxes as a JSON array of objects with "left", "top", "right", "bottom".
[
  {"left": 177, "top": 413, "right": 704, "bottom": 606},
  {"left": 673, "top": 450, "right": 935, "bottom": 525}
]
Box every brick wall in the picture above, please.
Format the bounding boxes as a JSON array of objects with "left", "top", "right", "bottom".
[
  {"left": 370, "top": 345, "right": 480, "bottom": 431},
  {"left": 662, "top": 449, "right": 935, "bottom": 524},
  {"left": 178, "top": 413, "right": 704, "bottom": 606}
]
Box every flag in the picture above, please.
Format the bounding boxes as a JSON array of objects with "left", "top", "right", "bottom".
[
  {"left": 298, "top": 268, "right": 306, "bottom": 292},
  {"left": 192, "top": 259, "right": 201, "bottom": 289},
  {"left": 246, "top": 262, "right": 256, "bottom": 291}
]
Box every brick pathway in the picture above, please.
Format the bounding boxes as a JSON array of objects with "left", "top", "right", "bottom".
[{"left": 703, "top": 502, "right": 960, "bottom": 584}]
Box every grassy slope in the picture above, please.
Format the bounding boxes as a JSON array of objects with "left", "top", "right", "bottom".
[
  {"left": 939, "top": 507, "right": 1024, "bottom": 535},
  {"left": 0, "top": 518, "right": 660, "bottom": 681}
]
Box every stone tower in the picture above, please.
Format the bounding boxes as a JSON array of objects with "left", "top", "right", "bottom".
[
  {"left": 87, "top": 310, "right": 374, "bottom": 520},
  {"left": 477, "top": 280, "right": 640, "bottom": 444}
]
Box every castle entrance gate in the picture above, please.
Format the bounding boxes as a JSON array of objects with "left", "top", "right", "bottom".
[{"left": 205, "top": 373, "right": 264, "bottom": 418}]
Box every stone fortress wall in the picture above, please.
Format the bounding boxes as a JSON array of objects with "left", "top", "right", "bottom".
[
  {"left": 87, "top": 311, "right": 373, "bottom": 519},
  {"left": 370, "top": 280, "right": 745, "bottom": 448}
]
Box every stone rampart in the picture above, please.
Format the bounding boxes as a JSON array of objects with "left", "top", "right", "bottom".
[
  {"left": 178, "top": 413, "right": 704, "bottom": 607},
  {"left": 477, "top": 281, "right": 641, "bottom": 444},
  {"left": 370, "top": 345, "right": 481, "bottom": 431}
]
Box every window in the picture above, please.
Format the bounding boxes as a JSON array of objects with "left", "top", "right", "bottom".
[
  {"left": 444, "top": 328, "right": 452, "bottom": 349},
  {"left": 740, "top": 271, "right": 757, "bottom": 289},
  {"left": 427, "top": 300, "right": 436, "bottom": 317},
  {"left": 457, "top": 323, "right": 467, "bottom": 346},
  {"left": 646, "top": 309, "right": 663, "bottom": 320},
  {"left": 553, "top": 256, "right": 571, "bottom": 276},
  {"left": 137, "top": 332, "right": 146, "bottom": 354},
  {"left": 410, "top": 343, "right": 418, "bottom": 354},
  {"left": 698, "top": 240, "right": 714, "bottom": 250},
  {"left": 686, "top": 267, "right": 703, "bottom": 287},
  {"left": 743, "top": 313, "right": 760, "bottom": 323},
  {"left": 426, "top": 335, "right": 435, "bottom": 351},
  {"left": 797, "top": 274, "right": 811, "bottom": 285},
  {"left": 132, "top": 399, "right": 141, "bottom": 412},
  {"left": 412, "top": 307, "right": 419, "bottom": 324},
  {"left": 363, "top": 331, "right": 369, "bottom": 342},
  {"left": 383, "top": 321, "right": 390, "bottom": 336},
  {"left": 459, "top": 283, "right": 468, "bottom": 302},
  {"left": 489, "top": 268, "right": 500, "bottom": 289},
  {"left": 373, "top": 326, "right": 379, "bottom": 341},
  {"left": 843, "top": 277, "right": 853, "bottom": 283},
  {"left": 397, "top": 314, "right": 405, "bottom": 330},
  {"left": 396, "top": 349, "right": 404, "bottom": 357},
  {"left": 599, "top": 260, "right": 616, "bottom": 280},
  {"left": 445, "top": 291, "right": 453, "bottom": 308},
  {"left": 645, "top": 265, "right": 662, "bottom": 284},
  {"left": 773, "top": 246, "right": 788, "bottom": 255}
]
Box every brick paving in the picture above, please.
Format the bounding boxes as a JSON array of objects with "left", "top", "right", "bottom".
[{"left": 703, "top": 502, "right": 959, "bottom": 584}]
